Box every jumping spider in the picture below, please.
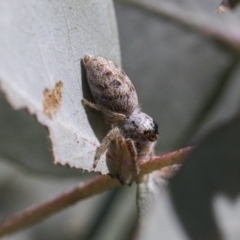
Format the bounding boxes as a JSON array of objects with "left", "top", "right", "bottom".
[{"left": 82, "top": 54, "right": 159, "bottom": 184}]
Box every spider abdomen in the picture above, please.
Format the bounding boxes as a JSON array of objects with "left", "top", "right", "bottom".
[{"left": 84, "top": 54, "right": 139, "bottom": 116}]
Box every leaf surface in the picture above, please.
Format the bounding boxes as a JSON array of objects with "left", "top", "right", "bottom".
[{"left": 0, "top": 0, "right": 120, "bottom": 174}]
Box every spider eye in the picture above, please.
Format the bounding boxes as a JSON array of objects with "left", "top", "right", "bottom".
[{"left": 144, "top": 121, "right": 159, "bottom": 142}]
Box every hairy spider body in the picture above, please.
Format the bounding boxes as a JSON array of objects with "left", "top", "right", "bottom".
[
  {"left": 84, "top": 54, "right": 138, "bottom": 116},
  {"left": 82, "top": 54, "right": 159, "bottom": 184}
]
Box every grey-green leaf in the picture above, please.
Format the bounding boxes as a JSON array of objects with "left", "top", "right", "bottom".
[
  {"left": 169, "top": 114, "right": 240, "bottom": 239},
  {"left": 0, "top": 0, "right": 120, "bottom": 174}
]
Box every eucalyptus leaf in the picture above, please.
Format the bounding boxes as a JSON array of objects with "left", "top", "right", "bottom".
[
  {"left": 169, "top": 114, "right": 240, "bottom": 240},
  {"left": 0, "top": 0, "right": 120, "bottom": 174}
]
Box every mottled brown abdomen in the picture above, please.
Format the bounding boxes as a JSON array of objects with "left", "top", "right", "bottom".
[{"left": 84, "top": 54, "right": 139, "bottom": 116}]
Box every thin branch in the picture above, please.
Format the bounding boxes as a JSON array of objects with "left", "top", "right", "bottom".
[
  {"left": 127, "top": 0, "right": 240, "bottom": 53},
  {"left": 0, "top": 175, "right": 121, "bottom": 237},
  {"left": 0, "top": 146, "right": 194, "bottom": 237},
  {"left": 140, "top": 146, "right": 194, "bottom": 176}
]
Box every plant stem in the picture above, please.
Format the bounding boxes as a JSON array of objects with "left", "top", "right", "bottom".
[
  {"left": 0, "top": 175, "right": 121, "bottom": 237},
  {"left": 0, "top": 146, "right": 193, "bottom": 237},
  {"left": 140, "top": 146, "right": 194, "bottom": 176}
]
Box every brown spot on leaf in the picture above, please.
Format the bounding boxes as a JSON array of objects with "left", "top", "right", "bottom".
[{"left": 43, "top": 81, "right": 63, "bottom": 118}]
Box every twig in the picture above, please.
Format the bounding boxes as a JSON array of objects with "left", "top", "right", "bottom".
[
  {"left": 140, "top": 146, "right": 194, "bottom": 176},
  {"left": 0, "top": 146, "right": 194, "bottom": 237},
  {"left": 0, "top": 175, "right": 121, "bottom": 237}
]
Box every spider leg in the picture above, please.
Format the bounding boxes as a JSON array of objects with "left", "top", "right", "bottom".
[
  {"left": 107, "top": 137, "right": 139, "bottom": 185},
  {"left": 119, "top": 138, "right": 139, "bottom": 184},
  {"left": 93, "top": 127, "right": 122, "bottom": 168},
  {"left": 81, "top": 98, "right": 126, "bottom": 123}
]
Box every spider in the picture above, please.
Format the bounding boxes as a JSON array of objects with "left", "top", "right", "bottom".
[{"left": 82, "top": 54, "right": 159, "bottom": 184}]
